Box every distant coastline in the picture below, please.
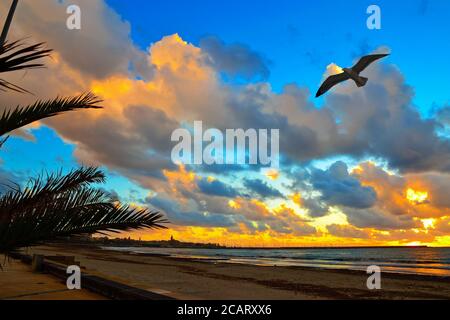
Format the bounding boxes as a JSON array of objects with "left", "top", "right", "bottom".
[
  {"left": 60, "top": 235, "right": 225, "bottom": 249},
  {"left": 58, "top": 235, "right": 437, "bottom": 250}
]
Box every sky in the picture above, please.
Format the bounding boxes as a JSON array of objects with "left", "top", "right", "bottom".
[{"left": 1, "top": 0, "right": 450, "bottom": 247}]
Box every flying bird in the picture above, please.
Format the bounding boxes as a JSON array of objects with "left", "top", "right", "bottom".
[{"left": 315, "top": 53, "right": 389, "bottom": 98}]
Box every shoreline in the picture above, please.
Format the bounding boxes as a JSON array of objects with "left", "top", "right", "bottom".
[
  {"left": 117, "top": 249, "right": 450, "bottom": 283},
  {"left": 23, "top": 244, "right": 450, "bottom": 300},
  {"left": 102, "top": 245, "right": 450, "bottom": 278}
]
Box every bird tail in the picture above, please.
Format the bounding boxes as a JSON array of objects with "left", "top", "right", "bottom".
[{"left": 357, "top": 76, "right": 368, "bottom": 87}]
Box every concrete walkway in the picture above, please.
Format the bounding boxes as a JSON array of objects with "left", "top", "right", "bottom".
[{"left": 0, "top": 256, "right": 105, "bottom": 300}]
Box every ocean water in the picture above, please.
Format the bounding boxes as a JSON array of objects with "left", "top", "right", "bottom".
[{"left": 104, "top": 246, "right": 450, "bottom": 277}]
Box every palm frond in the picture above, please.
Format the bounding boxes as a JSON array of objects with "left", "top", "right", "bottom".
[
  {"left": 0, "top": 168, "right": 168, "bottom": 253},
  {"left": 0, "top": 40, "right": 52, "bottom": 93},
  {"left": 0, "top": 92, "right": 103, "bottom": 137},
  {"left": 0, "top": 167, "right": 106, "bottom": 218},
  {"left": 0, "top": 136, "right": 8, "bottom": 148},
  {"left": 0, "top": 0, "right": 19, "bottom": 46}
]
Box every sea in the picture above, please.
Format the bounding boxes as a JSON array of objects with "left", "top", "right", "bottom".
[{"left": 104, "top": 246, "right": 450, "bottom": 277}]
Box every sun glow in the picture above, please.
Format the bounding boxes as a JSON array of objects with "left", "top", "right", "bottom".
[
  {"left": 406, "top": 241, "right": 422, "bottom": 247},
  {"left": 406, "top": 188, "right": 429, "bottom": 204},
  {"left": 421, "top": 218, "right": 436, "bottom": 230}
]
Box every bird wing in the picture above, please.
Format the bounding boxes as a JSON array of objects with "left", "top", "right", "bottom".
[
  {"left": 316, "top": 72, "right": 350, "bottom": 97},
  {"left": 352, "top": 54, "right": 389, "bottom": 73}
]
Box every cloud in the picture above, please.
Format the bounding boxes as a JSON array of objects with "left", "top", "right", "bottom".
[
  {"left": 343, "top": 207, "right": 418, "bottom": 230},
  {"left": 322, "top": 63, "right": 450, "bottom": 173},
  {"left": 326, "top": 224, "right": 370, "bottom": 239},
  {"left": 288, "top": 160, "right": 450, "bottom": 232},
  {"left": 435, "top": 105, "right": 450, "bottom": 126},
  {"left": 435, "top": 217, "right": 450, "bottom": 234},
  {"left": 302, "top": 198, "right": 329, "bottom": 218},
  {"left": 200, "top": 36, "right": 270, "bottom": 80},
  {"left": 268, "top": 61, "right": 450, "bottom": 174},
  {"left": 197, "top": 178, "right": 241, "bottom": 198},
  {"left": 269, "top": 205, "right": 317, "bottom": 236},
  {"left": 147, "top": 195, "right": 236, "bottom": 228},
  {"left": 310, "top": 161, "right": 377, "bottom": 209},
  {"left": 243, "top": 178, "right": 284, "bottom": 199},
  {"left": 4, "top": 28, "right": 450, "bottom": 182},
  {"left": 48, "top": 105, "right": 179, "bottom": 179},
  {"left": 353, "top": 162, "right": 450, "bottom": 219},
  {"left": 0, "top": 0, "right": 153, "bottom": 80}
]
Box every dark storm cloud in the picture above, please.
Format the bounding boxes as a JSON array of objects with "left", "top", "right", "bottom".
[
  {"left": 189, "top": 163, "right": 259, "bottom": 176},
  {"left": 225, "top": 84, "right": 326, "bottom": 162},
  {"left": 200, "top": 36, "right": 270, "bottom": 80},
  {"left": 46, "top": 105, "right": 179, "bottom": 180},
  {"left": 197, "top": 179, "right": 242, "bottom": 198},
  {"left": 411, "top": 172, "right": 450, "bottom": 208},
  {"left": 266, "top": 219, "right": 316, "bottom": 236},
  {"left": 302, "top": 198, "right": 329, "bottom": 218},
  {"left": 343, "top": 207, "right": 418, "bottom": 230},
  {"left": 326, "top": 224, "right": 369, "bottom": 239},
  {"left": 311, "top": 162, "right": 377, "bottom": 209},
  {"left": 243, "top": 178, "right": 284, "bottom": 199},
  {"left": 147, "top": 196, "right": 237, "bottom": 228},
  {"left": 124, "top": 105, "right": 180, "bottom": 153}
]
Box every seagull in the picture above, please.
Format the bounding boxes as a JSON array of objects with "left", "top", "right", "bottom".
[{"left": 315, "top": 53, "right": 389, "bottom": 98}]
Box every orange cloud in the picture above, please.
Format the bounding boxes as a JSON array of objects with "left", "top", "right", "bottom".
[
  {"left": 263, "top": 169, "right": 280, "bottom": 180},
  {"left": 360, "top": 163, "right": 450, "bottom": 218},
  {"left": 290, "top": 193, "right": 302, "bottom": 207}
]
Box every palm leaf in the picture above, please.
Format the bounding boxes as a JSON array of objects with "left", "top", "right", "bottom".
[
  {"left": 0, "top": 167, "right": 106, "bottom": 220},
  {"left": 0, "top": 92, "right": 102, "bottom": 137},
  {"left": 0, "top": 168, "right": 168, "bottom": 253},
  {"left": 0, "top": 0, "right": 19, "bottom": 46},
  {"left": 0, "top": 40, "right": 52, "bottom": 93}
]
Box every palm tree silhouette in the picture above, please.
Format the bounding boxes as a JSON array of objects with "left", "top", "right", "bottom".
[
  {"left": 0, "top": 1, "right": 168, "bottom": 254},
  {"left": 0, "top": 0, "right": 18, "bottom": 46}
]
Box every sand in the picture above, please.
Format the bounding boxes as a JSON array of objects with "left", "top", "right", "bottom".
[{"left": 24, "top": 245, "right": 450, "bottom": 300}]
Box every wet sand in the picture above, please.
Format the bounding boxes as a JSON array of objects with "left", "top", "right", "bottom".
[{"left": 25, "top": 245, "right": 450, "bottom": 300}]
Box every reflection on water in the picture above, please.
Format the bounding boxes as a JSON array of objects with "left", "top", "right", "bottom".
[{"left": 104, "top": 246, "right": 450, "bottom": 277}]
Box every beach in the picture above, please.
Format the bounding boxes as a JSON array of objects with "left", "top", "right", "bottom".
[{"left": 21, "top": 245, "right": 450, "bottom": 300}]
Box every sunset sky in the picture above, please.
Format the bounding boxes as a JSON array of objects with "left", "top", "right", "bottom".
[{"left": 1, "top": 0, "right": 450, "bottom": 247}]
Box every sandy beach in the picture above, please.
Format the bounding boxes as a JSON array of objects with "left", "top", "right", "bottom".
[{"left": 21, "top": 245, "right": 450, "bottom": 300}]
